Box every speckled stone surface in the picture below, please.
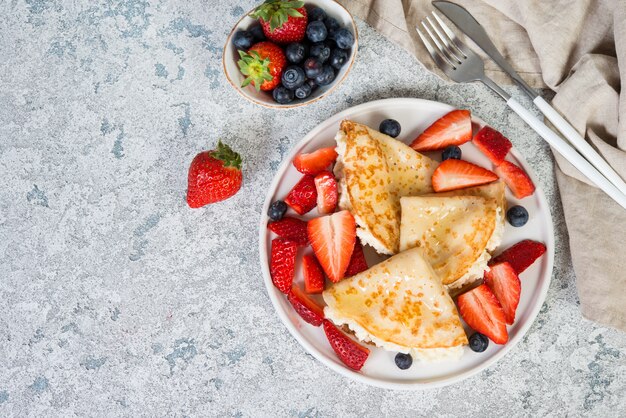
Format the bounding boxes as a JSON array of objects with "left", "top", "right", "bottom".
[{"left": 1, "top": 1, "right": 625, "bottom": 416}]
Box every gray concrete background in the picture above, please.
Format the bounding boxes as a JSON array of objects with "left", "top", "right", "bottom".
[{"left": 0, "top": 0, "right": 624, "bottom": 416}]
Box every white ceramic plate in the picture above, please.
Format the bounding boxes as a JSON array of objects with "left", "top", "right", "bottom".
[{"left": 258, "top": 98, "right": 555, "bottom": 389}]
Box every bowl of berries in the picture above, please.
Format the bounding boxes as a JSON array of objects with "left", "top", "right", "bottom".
[{"left": 223, "top": 0, "right": 358, "bottom": 108}]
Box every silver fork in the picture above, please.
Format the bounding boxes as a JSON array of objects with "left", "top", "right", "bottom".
[{"left": 417, "top": 12, "right": 626, "bottom": 210}]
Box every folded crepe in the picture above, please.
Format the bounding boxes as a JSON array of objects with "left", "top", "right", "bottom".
[
  {"left": 334, "top": 120, "right": 437, "bottom": 255},
  {"left": 399, "top": 184, "right": 505, "bottom": 288},
  {"left": 323, "top": 247, "right": 468, "bottom": 362}
]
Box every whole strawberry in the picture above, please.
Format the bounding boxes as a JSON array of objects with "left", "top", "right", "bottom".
[
  {"left": 238, "top": 41, "right": 287, "bottom": 91},
  {"left": 250, "top": 0, "right": 308, "bottom": 44},
  {"left": 186, "top": 141, "right": 242, "bottom": 208}
]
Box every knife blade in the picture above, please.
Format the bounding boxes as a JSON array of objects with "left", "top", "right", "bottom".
[{"left": 432, "top": 1, "right": 538, "bottom": 99}]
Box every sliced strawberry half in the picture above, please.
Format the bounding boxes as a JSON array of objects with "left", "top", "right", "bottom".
[
  {"left": 432, "top": 159, "right": 498, "bottom": 192},
  {"left": 269, "top": 238, "right": 297, "bottom": 294},
  {"left": 457, "top": 284, "right": 508, "bottom": 344},
  {"left": 323, "top": 319, "right": 370, "bottom": 371},
  {"left": 285, "top": 175, "right": 317, "bottom": 215},
  {"left": 307, "top": 210, "right": 356, "bottom": 283},
  {"left": 267, "top": 217, "right": 309, "bottom": 246},
  {"left": 344, "top": 239, "right": 368, "bottom": 277},
  {"left": 410, "top": 109, "right": 472, "bottom": 151},
  {"left": 288, "top": 286, "right": 325, "bottom": 326},
  {"left": 484, "top": 262, "right": 521, "bottom": 325},
  {"left": 495, "top": 160, "right": 535, "bottom": 199},
  {"left": 490, "top": 240, "right": 546, "bottom": 274},
  {"left": 293, "top": 147, "right": 338, "bottom": 175},
  {"left": 302, "top": 254, "right": 325, "bottom": 294},
  {"left": 473, "top": 126, "right": 512, "bottom": 166},
  {"left": 314, "top": 171, "right": 338, "bottom": 214}
]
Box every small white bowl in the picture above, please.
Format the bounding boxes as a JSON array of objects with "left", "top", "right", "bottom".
[{"left": 222, "top": 0, "right": 358, "bottom": 109}]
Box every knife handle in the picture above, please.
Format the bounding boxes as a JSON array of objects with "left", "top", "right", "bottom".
[
  {"left": 533, "top": 96, "right": 626, "bottom": 193},
  {"left": 506, "top": 97, "right": 626, "bottom": 210}
]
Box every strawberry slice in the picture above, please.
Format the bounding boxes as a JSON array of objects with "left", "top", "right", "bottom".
[
  {"left": 344, "top": 239, "right": 368, "bottom": 277},
  {"left": 285, "top": 175, "right": 317, "bottom": 215},
  {"left": 269, "top": 238, "right": 297, "bottom": 294},
  {"left": 457, "top": 284, "right": 508, "bottom": 344},
  {"left": 323, "top": 319, "right": 370, "bottom": 371},
  {"left": 314, "top": 171, "right": 338, "bottom": 214},
  {"left": 490, "top": 240, "right": 546, "bottom": 274},
  {"left": 432, "top": 159, "right": 498, "bottom": 192},
  {"left": 484, "top": 262, "right": 521, "bottom": 325},
  {"left": 293, "top": 147, "right": 338, "bottom": 175},
  {"left": 410, "top": 109, "right": 472, "bottom": 151},
  {"left": 473, "top": 126, "right": 512, "bottom": 166},
  {"left": 287, "top": 286, "right": 325, "bottom": 326},
  {"left": 267, "top": 217, "right": 309, "bottom": 246},
  {"left": 307, "top": 211, "right": 356, "bottom": 283},
  {"left": 303, "top": 254, "right": 325, "bottom": 294},
  {"left": 495, "top": 160, "right": 535, "bottom": 199}
]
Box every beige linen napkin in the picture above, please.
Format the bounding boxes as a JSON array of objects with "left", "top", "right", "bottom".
[{"left": 339, "top": 0, "right": 626, "bottom": 331}]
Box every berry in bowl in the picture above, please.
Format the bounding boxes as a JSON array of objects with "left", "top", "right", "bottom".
[{"left": 223, "top": 0, "right": 358, "bottom": 108}]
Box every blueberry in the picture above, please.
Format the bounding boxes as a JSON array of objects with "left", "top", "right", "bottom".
[
  {"left": 306, "top": 21, "right": 327, "bottom": 43},
  {"left": 324, "top": 17, "right": 340, "bottom": 34},
  {"left": 233, "top": 30, "right": 254, "bottom": 50},
  {"left": 329, "top": 48, "right": 349, "bottom": 69},
  {"left": 394, "top": 352, "right": 413, "bottom": 370},
  {"left": 334, "top": 28, "right": 355, "bottom": 49},
  {"left": 469, "top": 333, "right": 489, "bottom": 353},
  {"left": 442, "top": 145, "right": 462, "bottom": 160},
  {"left": 379, "top": 119, "right": 401, "bottom": 138},
  {"left": 305, "top": 78, "right": 318, "bottom": 90},
  {"left": 268, "top": 200, "right": 287, "bottom": 221},
  {"left": 273, "top": 86, "right": 294, "bottom": 104},
  {"left": 285, "top": 42, "right": 308, "bottom": 64},
  {"left": 248, "top": 24, "right": 265, "bottom": 42},
  {"left": 309, "top": 7, "right": 327, "bottom": 21},
  {"left": 309, "top": 42, "right": 331, "bottom": 63},
  {"left": 314, "top": 65, "right": 335, "bottom": 86},
  {"left": 506, "top": 205, "right": 529, "bottom": 227},
  {"left": 281, "top": 65, "right": 305, "bottom": 90},
  {"left": 294, "top": 82, "right": 312, "bottom": 99},
  {"left": 303, "top": 57, "right": 323, "bottom": 78}
]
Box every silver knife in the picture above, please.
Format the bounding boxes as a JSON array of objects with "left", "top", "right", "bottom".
[{"left": 433, "top": 0, "right": 626, "bottom": 193}]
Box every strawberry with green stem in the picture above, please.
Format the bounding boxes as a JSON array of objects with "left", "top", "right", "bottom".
[
  {"left": 250, "top": 0, "right": 308, "bottom": 44},
  {"left": 237, "top": 41, "right": 286, "bottom": 91}
]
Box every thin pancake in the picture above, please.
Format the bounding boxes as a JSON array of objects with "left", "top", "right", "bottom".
[
  {"left": 423, "top": 181, "right": 506, "bottom": 224},
  {"left": 323, "top": 247, "right": 468, "bottom": 351},
  {"left": 399, "top": 195, "right": 498, "bottom": 286}
]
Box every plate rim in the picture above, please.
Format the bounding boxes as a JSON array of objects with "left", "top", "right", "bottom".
[{"left": 258, "top": 97, "right": 555, "bottom": 390}]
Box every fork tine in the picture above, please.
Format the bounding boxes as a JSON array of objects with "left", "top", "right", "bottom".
[
  {"left": 415, "top": 26, "right": 455, "bottom": 73},
  {"left": 431, "top": 12, "right": 469, "bottom": 58},
  {"left": 420, "top": 21, "right": 459, "bottom": 67},
  {"left": 425, "top": 16, "right": 463, "bottom": 64}
]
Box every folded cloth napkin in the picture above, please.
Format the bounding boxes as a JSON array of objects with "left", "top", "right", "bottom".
[{"left": 339, "top": 0, "right": 626, "bottom": 331}]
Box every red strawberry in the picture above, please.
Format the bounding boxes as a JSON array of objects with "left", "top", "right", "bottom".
[
  {"left": 410, "top": 109, "right": 472, "bottom": 151},
  {"left": 267, "top": 217, "right": 309, "bottom": 246},
  {"left": 269, "top": 238, "right": 297, "bottom": 294},
  {"left": 293, "top": 147, "right": 338, "bottom": 175},
  {"left": 323, "top": 319, "right": 370, "bottom": 371},
  {"left": 457, "top": 284, "right": 508, "bottom": 344},
  {"left": 484, "top": 262, "right": 521, "bottom": 325},
  {"left": 314, "top": 171, "right": 338, "bottom": 214},
  {"left": 490, "top": 240, "right": 546, "bottom": 274},
  {"left": 237, "top": 41, "right": 287, "bottom": 91},
  {"left": 186, "top": 141, "right": 242, "bottom": 208},
  {"left": 307, "top": 211, "right": 356, "bottom": 283},
  {"left": 285, "top": 175, "right": 317, "bottom": 215},
  {"left": 344, "top": 239, "right": 368, "bottom": 277},
  {"left": 473, "top": 126, "right": 512, "bottom": 166},
  {"left": 288, "top": 286, "right": 324, "bottom": 326},
  {"left": 495, "top": 161, "right": 536, "bottom": 199},
  {"left": 251, "top": 1, "right": 308, "bottom": 44},
  {"left": 432, "top": 159, "right": 498, "bottom": 192},
  {"left": 303, "top": 254, "right": 325, "bottom": 294}
]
